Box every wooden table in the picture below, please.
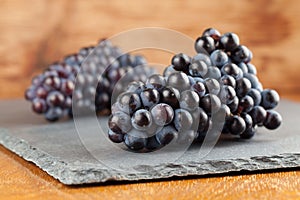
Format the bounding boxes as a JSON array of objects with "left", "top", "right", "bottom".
[{"left": 1, "top": 0, "right": 300, "bottom": 199}]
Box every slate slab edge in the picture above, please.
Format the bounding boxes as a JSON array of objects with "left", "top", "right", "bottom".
[{"left": 0, "top": 128, "right": 299, "bottom": 185}]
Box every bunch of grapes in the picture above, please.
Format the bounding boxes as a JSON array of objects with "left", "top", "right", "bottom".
[
  {"left": 25, "top": 40, "right": 153, "bottom": 121},
  {"left": 108, "top": 28, "right": 282, "bottom": 152}
]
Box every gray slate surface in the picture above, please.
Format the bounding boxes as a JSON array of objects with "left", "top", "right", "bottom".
[{"left": 0, "top": 99, "right": 299, "bottom": 185}]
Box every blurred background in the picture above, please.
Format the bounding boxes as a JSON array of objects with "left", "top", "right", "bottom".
[{"left": 1, "top": 0, "right": 300, "bottom": 99}]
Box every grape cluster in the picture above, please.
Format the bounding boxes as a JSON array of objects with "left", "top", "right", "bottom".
[
  {"left": 25, "top": 40, "right": 153, "bottom": 121},
  {"left": 108, "top": 28, "right": 282, "bottom": 152}
]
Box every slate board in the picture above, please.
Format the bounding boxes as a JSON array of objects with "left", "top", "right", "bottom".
[{"left": 0, "top": 99, "right": 299, "bottom": 185}]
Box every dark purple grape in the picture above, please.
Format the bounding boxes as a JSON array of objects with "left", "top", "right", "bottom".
[
  {"left": 249, "top": 106, "right": 267, "bottom": 125},
  {"left": 219, "top": 32, "right": 240, "bottom": 51},
  {"left": 163, "top": 65, "right": 176, "bottom": 77},
  {"left": 210, "top": 50, "right": 229, "bottom": 67},
  {"left": 108, "top": 130, "right": 124, "bottom": 143},
  {"left": 131, "top": 109, "right": 152, "bottom": 131},
  {"left": 150, "top": 103, "right": 174, "bottom": 126},
  {"left": 117, "top": 92, "right": 141, "bottom": 114},
  {"left": 247, "top": 63, "right": 257, "bottom": 75},
  {"left": 189, "top": 60, "right": 208, "bottom": 77},
  {"left": 219, "top": 75, "right": 236, "bottom": 88},
  {"left": 179, "top": 90, "right": 200, "bottom": 111},
  {"left": 126, "top": 81, "right": 145, "bottom": 94},
  {"left": 46, "top": 91, "right": 65, "bottom": 107},
  {"left": 192, "top": 81, "right": 206, "bottom": 97},
  {"left": 247, "top": 88, "right": 261, "bottom": 106},
  {"left": 140, "top": 88, "right": 160, "bottom": 108},
  {"left": 231, "top": 45, "right": 251, "bottom": 64},
  {"left": 263, "top": 110, "right": 282, "bottom": 130},
  {"left": 243, "top": 73, "right": 260, "bottom": 89},
  {"left": 45, "top": 107, "right": 63, "bottom": 122},
  {"left": 108, "top": 111, "right": 132, "bottom": 134},
  {"left": 204, "top": 78, "right": 220, "bottom": 95},
  {"left": 236, "top": 78, "right": 251, "bottom": 98},
  {"left": 43, "top": 75, "right": 61, "bottom": 90},
  {"left": 241, "top": 113, "right": 253, "bottom": 130},
  {"left": 219, "top": 85, "right": 236, "bottom": 104},
  {"left": 204, "top": 66, "right": 222, "bottom": 80},
  {"left": 146, "top": 136, "right": 162, "bottom": 151},
  {"left": 194, "top": 36, "right": 215, "bottom": 54},
  {"left": 160, "top": 86, "right": 180, "bottom": 109},
  {"left": 192, "top": 53, "right": 212, "bottom": 67},
  {"left": 171, "top": 53, "right": 191, "bottom": 71},
  {"left": 238, "top": 95, "right": 254, "bottom": 113},
  {"left": 25, "top": 88, "right": 36, "bottom": 101},
  {"left": 196, "top": 108, "right": 209, "bottom": 133},
  {"left": 173, "top": 109, "right": 193, "bottom": 131},
  {"left": 228, "top": 96, "right": 239, "bottom": 113},
  {"left": 166, "top": 72, "right": 190, "bottom": 91},
  {"left": 237, "top": 62, "right": 249, "bottom": 74},
  {"left": 221, "top": 63, "right": 240, "bottom": 78},
  {"left": 124, "top": 134, "right": 147, "bottom": 151},
  {"left": 200, "top": 94, "right": 221, "bottom": 115},
  {"left": 229, "top": 115, "right": 246, "bottom": 135},
  {"left": 155, "top": 125, "right": 178, "bottom": 145},
  {"left": 146, "top": 74, "right": 166, "bottom": 89},
  {"left": 260, "top": 89, "right": 280, "bottom": 109},
  {"left": 240, "top": 126, "right": 256, "bottom": 139},
  {"left": 32, "top": 98, "right": 47, "bottom": 114},
  {"left": 61, "top": 80, "right": 74, "bottom": 96},
  {"left": 202, "top": 28, "right": 221, "bottom": 41}
]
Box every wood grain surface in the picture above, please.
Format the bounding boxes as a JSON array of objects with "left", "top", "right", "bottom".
[
  {"left": 1, "top": 0, "right": 300, "bottom": 199},
  {"left": 1, "top": 0, "right": 300, "bottom": 98}
]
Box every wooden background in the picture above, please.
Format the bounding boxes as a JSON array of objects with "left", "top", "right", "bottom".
[
  {"left": 1, "top": 0, "right": 300, "bottom": 99},
  {"left": 0, "top": 0, "right": 300, "bottom": 199}
]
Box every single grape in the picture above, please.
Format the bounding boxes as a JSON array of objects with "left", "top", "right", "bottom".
[
  {"left": 131, "top": 109, "right": 153, "bottom": 131},
  {"left": 191, "top": 80, "right": 206, "bottom": 97},
  {"left": 189, "top": 60, "right": 208, "bottom": 77},
  {"left": 171, "top": 53, "right": 191, "bottom": 71},
  {"left": 140, "top": 88, "right": 160, "bottom": 108},
  {"left": 124, "top": 134, "right": 147, "bottom": 151},
  {"left": 160, "top": 86, "right": 180, "bottom": 109},
  {"left": 150, "top": 103, "right": 174, "bottom": 126},
  {"left": 228, "top": 96, "right": 239, "bottom": 113},
  {"left": 117, "top": 92, "right": 141, "bottom": 114},
  {"left": 247, "top": 88, "right": 262, "bottom": 106},
  {"left": 263, "top": 110, "right": 282, "bottom": 130},
  {"left": 231, "top": 45, "right": 251, "bottom": 64},
  {"left": 200, "top": 94, "right": 221, "bottom": 114},
  {"left": 247, "top": 63, "right": 257, "bottom": 75},
  {"left": 236, "top": 78, "right": 251, "bottom": 98},
  {"left": 108, "top": 111, "right": 132, "bottom": 134},
  {"left": 238, "top": 95, "right": 254, "bottom": 113},
  {"left": 146, "top": 74, "right": 166, "bottom": 89},
  {"left": 249, "top": 106, "right": 267, "bottom": 125},
  {"left": 108, "top": 129, "right": 124, "bottom": 143},
  {"left": 219, "top": 85, "right": 236, "bottom": 104},
  {"left": 194, "top": 36, "right": 215, "bottom": 54},
  {"left": 180, "top": 90, "right": 200, "bottom": 111},
  {"left": 260, "top": 89, "right": 280, "bottom": 109},
  {"left": 219, "top": 75, "right": 236, "bottom": 88},
  {"left": 204, "top": 78, "right": 220, "bottom": 95},
  {"left": 202, "top": 28, "right": 221, "bottom": 41},
  {"left": 221, "top": 63, "right": 240, "bottom": 78},
  {"left": 155, "top": 125, "right": 178, "bottom": 145},
  {"left": 32, "top": 98, "right": 48, "bottom": 114},
  {"left": 167, "top": 71, "right": 191, "bottom": 91},
  {"left": 219, "top": 32, "right": 240, "bottom": 51},
  {"left": 210, "top": 50, "right": 229, "bottom": 67},
  {"left": 173, "top": 109, "right": 193, "bottom": 131},
  {"left": 229, "top": 115, "right": 246, "bottom": 135}
]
